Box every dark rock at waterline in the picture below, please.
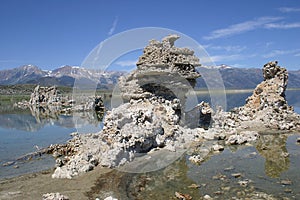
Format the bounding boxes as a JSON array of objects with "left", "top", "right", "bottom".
[{"left": 198, "top": 101, "right": 213, "bottom": 130}]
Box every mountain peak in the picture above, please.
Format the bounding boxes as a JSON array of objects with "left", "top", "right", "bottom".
[
  {"left": 0, "top": 65, "right": 299, "bottom": 89},
  {"left": 18, "top": 64, "right": 40, "bottom": 71},
  {"left": 201, "top": 64, "right": 233, "bottom": 70}
]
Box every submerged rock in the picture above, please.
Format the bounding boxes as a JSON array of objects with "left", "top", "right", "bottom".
[
  {"left": 226, "top": 131, "right": 259, "bottom": 145},
  {"left": 104, "top": 196, "right": 118, "bottom": 200},
  {"left": 42, "top": 193, "right": 69, "bottom": 200}
]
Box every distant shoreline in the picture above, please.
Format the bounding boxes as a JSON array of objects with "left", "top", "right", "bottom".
[
  {"left": 1, "top": 84, "right": 300, "bottom": 96},
  {"left": 194, "top": 87, "right": 300, "bottom": 94}
]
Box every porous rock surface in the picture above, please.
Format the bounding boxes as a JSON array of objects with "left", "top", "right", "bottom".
[
  {"left": 16, "top": 85, "right": 104, "bottom": 116},
  {"left": 51, "top": 35, "right": 300, "bottom": 179},
  {"left": 118, "top": 34, "right": 201, "bottom": 101},
  {"left": 52, "top": 35, "right": 205, "bottom": 178},
  {"left": 52, "top": 97, "right": 201, "bottom": 178},
  {"left": 213, "top": 61, "right": 300, "bottom": 132}
]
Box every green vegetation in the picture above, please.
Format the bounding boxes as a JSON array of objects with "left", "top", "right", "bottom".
[{"left": 0, "top": 95, "right": 30, "bottom": 114}]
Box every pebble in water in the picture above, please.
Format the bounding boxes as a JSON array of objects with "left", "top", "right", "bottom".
[{"left": 231, "top": 173, "right": 242, "bottom": 178}]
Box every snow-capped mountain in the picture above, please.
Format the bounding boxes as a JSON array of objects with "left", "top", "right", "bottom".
[
  {"left": 0, "top": 64, "right": 299, "bottom": 89},
  {"left": 201, "top": 64, "right": 233, "bottom": 70},
  {"left": 0, "top": 65, "right": 127, "bottom": 89}
]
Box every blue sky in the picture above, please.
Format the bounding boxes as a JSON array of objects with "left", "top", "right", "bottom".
[{"left": 0, "top": 0, "right": 300, "bottom": 70}]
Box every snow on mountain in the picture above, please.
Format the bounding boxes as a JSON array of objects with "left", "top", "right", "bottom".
[
  {"left": 201, "top": 64, "right": 233, "bottom": 70},
  {"left": 0, "top": 64, "right": 299, "bottom": 89},
  {"left": 0, "top": 65, "right": 126, "bottom": 88}
]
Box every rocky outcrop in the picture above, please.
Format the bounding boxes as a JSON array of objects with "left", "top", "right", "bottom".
[
  {"left": 244, "top": 61, "right": 288, "bottom": 111},
  {"left": 51, "top": 35, "right": 205, "bottom": 178},
  {"left": 16, "top": 85, "right": 105, "bottom": 117},
  {"left": 50, "top": 36, "right": 300, "bottom": 179},
  {"left": 213, "top": 61, "right": 300, "bottom": 131},
  {"left": 51, "top": 97, "right": 199, "bottom": 178},
  {"left": 29, "top": 85, "right": 60, "bottom": 105},
  {"left": 118, "top": 35, "right": 200, "bottom": 102}
]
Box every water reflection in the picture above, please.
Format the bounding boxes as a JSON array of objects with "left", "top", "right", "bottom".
[
  {"left": 0, "top": 106, "right": 103, "bottom": 132},
  {"left": 256, "top": 134, "right": 290, "bottom": 178},
  {"left": 85, "top": 156, "right": 203, "bottom": 200},
  {"left": 0, "top": 113, "right": 45, "bottom": 132}
]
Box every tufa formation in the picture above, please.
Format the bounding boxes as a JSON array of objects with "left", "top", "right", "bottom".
[
  {"left": 49, "top": 36, "right": 300, "bottom": 179},
  {"left": 118, "top": 34, "right": 201, "bottom": 101}
]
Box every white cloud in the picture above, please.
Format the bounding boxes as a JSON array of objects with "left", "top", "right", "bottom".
[
  {"left": 263, "top": 49, "right": 300, "bottom": 58},
  {"left": 108, "top": 16, "right": 119, "bottom": 36},
  {"left": 115, "top": 60, "right": 137, "bottom": 67},
  {"left": 278, "top": 7, "right": 300, "bottom": 13},
  {"left": 265, "top": 22, "right": 300, "bottom": 29},
  {"left": 203, "top": 17, "right": 282, "bottom": 40}
]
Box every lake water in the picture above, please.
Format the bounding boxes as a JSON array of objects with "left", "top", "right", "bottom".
[{"left": 0, "top": 90, "right": 300, "bottom": 198}]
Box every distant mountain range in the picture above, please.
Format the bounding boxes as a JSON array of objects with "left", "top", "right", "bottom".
[
  {"left": 208, "top": 65, "right": 300, "bottom": 89},
  {"left": 0, "top": 64, "right": 299, "bottom": 89},
  {"left": 0, "top": 65, "right": 126, "bottom": 90}
]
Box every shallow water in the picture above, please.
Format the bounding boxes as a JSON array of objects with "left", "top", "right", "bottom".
[
  {"left": 0, "top": 110, "right": 104, "bottom": 179},
  {"left": 0, "top": 123, "right": 74, "bottom": 179},
  {"left": 0, "top": 90, "right": 300, "bottom": 199},
  {"left": 186, "top": 133, "right": 300, "bottom": 199},
  {"left": 86, "top": 132, "right": 300, "bottom": 199}
]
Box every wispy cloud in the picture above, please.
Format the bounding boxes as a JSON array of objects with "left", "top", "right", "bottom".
[
  {"left": 265, "top": 22, "right": 300, "bottom": 29},
  {"left": 278, "top": 7, "right": 300, "bottom": 13},
  {"left": 202, "top": 53, "right": 256, "bottom": 64},
  {"left": 0, "top": 59, "right": 39, "bottom": 66},
  {"left": 204, "top": 44, "right": 246, "bottom": 52},
  {"left": 203, "top": 17, "right": 282, "bottom": 40},
  {"left": 231, "top": 63, "right": 248, "bottom": 68},
  {"left": 209, "top": 54, "right": 243, "bottom": 62},
  {"left": 0, "top": 59, "right": 26, "bottom": 63},
  {"left": 263, "top": 49, "right": 300, "bottom": 58},
  {"left": 295, "top": 53, "right": 300, "bottom": 57},
  {"left": 115, "top": 60, "right": 137, "bottom": 67},
  {"left": 108, "top": 16, "right": 119, "bottom": 36}
]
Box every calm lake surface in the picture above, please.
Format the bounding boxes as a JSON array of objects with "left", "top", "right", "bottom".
[{"left": 0, "top": 89, "right": 300, "bottom": 198}]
